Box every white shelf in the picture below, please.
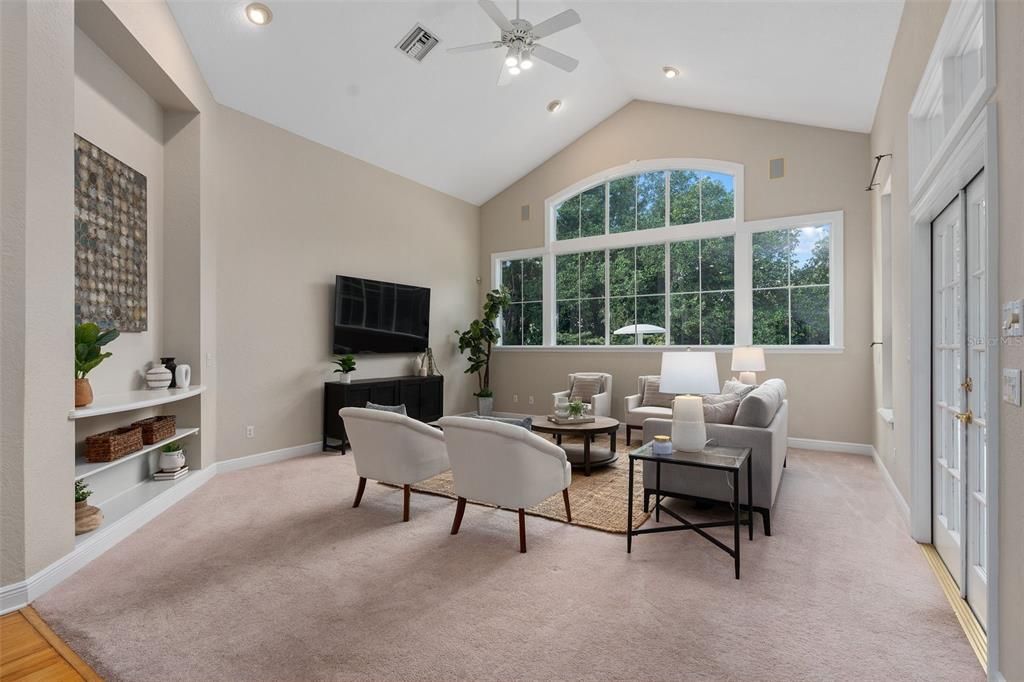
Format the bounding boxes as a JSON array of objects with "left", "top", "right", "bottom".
[
  {"left": 68, "top": 385, "right": 206, "bottom": 420},
  {"left": 74, "top": 427, "right": 199, "bottom": 481},
  {"left": 74, "top": 474, "right": 196, "bottom": 548}
]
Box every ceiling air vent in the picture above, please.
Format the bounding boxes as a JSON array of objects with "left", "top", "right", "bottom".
[{"left": 396, "top": 24, "right": 440, "bottom": 62}]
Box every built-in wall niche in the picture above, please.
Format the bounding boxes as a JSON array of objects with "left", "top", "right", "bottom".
[{"left": 908, "top": 0, "right": 994, "bottom": 204}]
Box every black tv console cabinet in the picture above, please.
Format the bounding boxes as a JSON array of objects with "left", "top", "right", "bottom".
[{"left": 323, "top": 375, "right": 444, "bottom": 452}]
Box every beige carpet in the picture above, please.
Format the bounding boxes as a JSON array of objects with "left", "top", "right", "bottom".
[
  {"left": 386, "top": 433, "right": 650, "bottom": 533},
  {"left": 35, "top": 448, "right": 983, "bottom": 681}
]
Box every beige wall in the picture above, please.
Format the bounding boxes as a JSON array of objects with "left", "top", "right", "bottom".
[
  {"left": 209, "top": 106, "right": 480, "bottom": 460},
  {"left": 0, "top": 0, "right": 75, "bottom": 582},
  {"left": 870, "top": 1, "right": 1024, "bottom": 677},
  {"left": 480, "top": 100, "right": 873, "bottom": 444},
  {"left": 74, "top": 27, "right": 165, "bottom": 394}
]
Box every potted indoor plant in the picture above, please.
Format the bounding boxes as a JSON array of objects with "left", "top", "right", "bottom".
[
  {"left": 74, "top": 322, "right": 120, "bottom": 407},
  {"left": 455, "top": 289, "right": 510, "bottom": 416},
  {"left": 159, "top": 441, "right": 186, "bottom": 472},
  {"left": 332, "top": 354, "right": 357, "bottom": 383},
  {"left": 74, "top": 480, "right": 103, "bottom": 535}
]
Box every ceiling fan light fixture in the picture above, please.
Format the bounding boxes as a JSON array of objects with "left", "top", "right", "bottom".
[
  {"left": 662, "top": 66, "right": 679, "bottom": 79},
  {"left": 520, "top": 55, "right": 534, "bottom": 70},
  {"left": 505, "top": 55, "right": 519, "bottom": 67},
  {"left": 508, "top": 65, "right": 522, "bottom": 76},
  {"left": 547, "top": 99, "right": 563, "bottom": 113},
  {"left": 245, "top": 2, "right": 272, "bottom": 25}
]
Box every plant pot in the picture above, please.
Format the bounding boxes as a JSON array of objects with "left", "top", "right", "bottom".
[
  {"left": 75, "top": 378, "right": 93, "bottom": 407},
  {"left": 477, "top": 395, "right": 494, "bottom": 416},
  {"left": 338, "top": 373, "right": 352, "bottom": 384},
  {"left": 159, "top": 448, "right": 186, "bottom": 472},
  {"left": 75, "top": 500, "right": 103, "bottom": 535}
]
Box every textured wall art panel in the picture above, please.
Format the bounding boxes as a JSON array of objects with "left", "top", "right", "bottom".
[{"left": 74, "top": 134, "right": 148, "bottom": 332}]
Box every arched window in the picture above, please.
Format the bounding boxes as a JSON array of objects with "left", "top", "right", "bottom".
[{"left": 492, "top": 159, "right": 843, "bottom": 350}]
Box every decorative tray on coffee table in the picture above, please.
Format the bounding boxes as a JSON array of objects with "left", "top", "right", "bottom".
[{"left": 547, "top": 415, "right": 596, "bottom": 425}]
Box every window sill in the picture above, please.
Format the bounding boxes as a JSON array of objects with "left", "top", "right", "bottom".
[{"left": 494, "top": 345, "right": 846, "bottom": 354}]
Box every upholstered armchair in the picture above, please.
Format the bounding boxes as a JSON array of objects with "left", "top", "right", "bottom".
[
  {"left": 624, "top": 375, "right": 675, "bottom": 445},
  {"left": 551, "top": 372, "right": 613, "bottom": 417},
  {"left": 339, "top": 407, "right": 450, "bottom": 522},
  {"left": 439, "top": 416, "right": 572, "bottom": 553}
]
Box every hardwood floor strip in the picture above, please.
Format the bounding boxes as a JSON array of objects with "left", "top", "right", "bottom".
[
  {"left": 0, "top": 608, "right": 100, "bottom": 682},
  {"left": 920, "top": 544, "right": 987, "bottom": 672}
]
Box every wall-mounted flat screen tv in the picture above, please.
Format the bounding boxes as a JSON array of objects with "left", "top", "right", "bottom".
[{"left": 333, "top": 275, "right": 430, "bottom": 354}]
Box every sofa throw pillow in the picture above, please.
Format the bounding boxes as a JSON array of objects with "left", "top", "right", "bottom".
[
  {"left": 474, "top": 414, "right": 533, "bottom": 430},
  {"left": 733, "top": 379, "right": 787, "bottom": 427},
  {"left": 365, "top": 401, "right": 407, "bottom": 417},
  {"left": 722, "top": 378, "right": 757, "bottom": 398},
  {"left": 703, "top": 395, "right": 742, "bottom": 424},
  {"left": 641, "top": 378, "right": 675, "bottom": 408},
  {"left": 569, "top": 376, "right": 604, "bottom": 404}
]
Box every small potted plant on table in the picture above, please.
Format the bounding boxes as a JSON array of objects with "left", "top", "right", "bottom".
[
  {"left": 159, "top": 441, "right": 186, "bottom": 472},
  {"left": 455, "top": 289, "right": 510, "bottom": 416},
  {"left": 333, "top": 354, "right": 357, "bottom": 383}
]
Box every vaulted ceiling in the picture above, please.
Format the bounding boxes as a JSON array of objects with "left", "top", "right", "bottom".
[{"left": 167, "top": 0, "right": 904, "bottom": 205}]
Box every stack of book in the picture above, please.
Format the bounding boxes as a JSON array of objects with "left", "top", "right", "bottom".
[{"left": 153, "top": 466, "right": 189, "bottom": 481}]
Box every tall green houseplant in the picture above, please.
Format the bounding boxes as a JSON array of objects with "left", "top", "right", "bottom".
[{"left": 455, "top": 289, "right": 510, "bottom": 399}]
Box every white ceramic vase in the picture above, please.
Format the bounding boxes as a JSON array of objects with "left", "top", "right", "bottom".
[
  {"left": 174, "top": 364, "right": 191, "bottom": 390},
  {"left": 338, "top": 373, "right": 352, "bottom": 384},
  {"left": 477, "top": 395, "right": 494, "bottom": 416},
  {"left": 146, "top": 365, "right": 172, "bottom": 389},
  {"left": 159, "top": 448, "right": 186, "bottom": 472}
]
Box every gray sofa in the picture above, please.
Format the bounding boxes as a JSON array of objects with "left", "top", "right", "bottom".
[{"left": 641, "top": 380, "right": 788, "bottom": 535}]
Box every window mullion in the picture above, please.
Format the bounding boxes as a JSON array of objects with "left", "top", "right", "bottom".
[
  {"left": 735, "top": 228, "right": 753, "bottom": 345},
  {"left": 604, "top": 250, "right": 610, "bottom": 345},
  {"left": 664, "top": 243, "right": 671, "bottom": 344}
]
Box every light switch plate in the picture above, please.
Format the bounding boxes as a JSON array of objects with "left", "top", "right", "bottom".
[
  {"left": 1003, "top": 369, "right": 1022, "bottom": 406},
  {"left": 1003, "top": 299, "right": 1023, "bottom": 337}
]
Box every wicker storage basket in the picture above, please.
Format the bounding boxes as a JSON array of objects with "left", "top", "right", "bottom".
[
  {"left": 84, "top": 426, "right": 143, "bottom": 463},
  {"left": 132, "top": 415, "right": 177, "bottom": 445}
]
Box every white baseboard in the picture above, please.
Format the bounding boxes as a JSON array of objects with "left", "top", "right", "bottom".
[
  {"left": 871, "top": 446, "right": 911, "bottom": 527},
  {"left": 0, "top": 440, "right": 328, "bottom": 615},
  {"left": 787, "top": 437, "right": 874, "bottom": 456},
  {"left": 217, "top": 441, "right": 322, "bottom": 474}
]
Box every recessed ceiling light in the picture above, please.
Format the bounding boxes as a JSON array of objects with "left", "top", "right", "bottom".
[
  {"left": 662, "top": 66, "right": 679, "bottom": 79},
  {"left": 547, "top": 99, "right": 563, "bottom": 113},
  {"left": 245, "top": 3, "right": 272, "bottom": 25}
]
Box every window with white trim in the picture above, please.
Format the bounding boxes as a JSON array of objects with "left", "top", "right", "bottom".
[{"left": 492, "top": 160, "right": 843, "bottom": 350}]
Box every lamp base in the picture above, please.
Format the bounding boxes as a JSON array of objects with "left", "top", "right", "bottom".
[
  {"left": 671, "top": 395, "right": 707, "bottom": 452},
  {"left": 738, "top": 371, "right": 758, "bottom": 385}
]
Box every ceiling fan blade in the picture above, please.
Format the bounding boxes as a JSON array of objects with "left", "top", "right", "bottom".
[
  {"left": 531, "top": 43, "right": 579, "bottom": 72},
  {"left": 448, "top": 41, "right": 503, "bottom": 53},
  {"left": 478, "top": 0, "right": 514, "bottom": 33},
  {"left": 531, "top": 9, "right": 581, "bottom": 39}
]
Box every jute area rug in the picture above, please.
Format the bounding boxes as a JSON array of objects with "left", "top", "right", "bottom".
[{"left": 383, "top": 433, "right": 649, "bottom": 533}]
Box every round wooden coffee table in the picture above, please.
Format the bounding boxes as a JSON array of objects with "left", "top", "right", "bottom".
[{"left": 530, "top": 416, "right": 620, "bottom": 476}]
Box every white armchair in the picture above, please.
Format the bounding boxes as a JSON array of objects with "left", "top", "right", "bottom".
[
  {"left": 551, "top": 372, "right": 613, "bottom": 417},
  {"left": 340, "top": 407, "right": 449, "bottom": 522},
  {"left": 624, "top": 375, "right": 675, "bottom": 445},
  {"left": 439, "top": 416, "right": 572, "bottom": 553}
]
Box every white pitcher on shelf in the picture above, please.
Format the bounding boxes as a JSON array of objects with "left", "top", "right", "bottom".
[{"left": 174, "top": 364, "right": 191, "bottom": 390}]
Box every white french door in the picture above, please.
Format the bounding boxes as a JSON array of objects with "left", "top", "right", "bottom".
[{"left": 931, "top": 170, "right": 989, "bottom": 629}]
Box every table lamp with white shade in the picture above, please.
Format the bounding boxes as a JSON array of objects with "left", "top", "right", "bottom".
[
  {"left": 659, "top": 352, "right": 720, "bottom": 452},
  {"left": 731, "top": 346, "right": 766, "bottom": 385}
]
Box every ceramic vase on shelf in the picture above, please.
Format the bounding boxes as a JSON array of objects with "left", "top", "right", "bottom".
[
  {"left": 477, "top": 395, "right": 494, "bottom": 416},
  {"left": 161, "top": 357, "right": 177, "bottom": 388},
  {"left": 146, "top": 364, "right": 172, "bottom": 389},
  {"left": 338, "top": 372, "right": 352, "bottom": 384},
  {"left": 74, "top": 500, "right": 103, "bottom": 536},
  {"left": 74, "top": 378, "right": 93, "bottom": 407},
  {"left": 159, "top": 447, "right": 186, "bottom": 472},
  {"left": 174, "top": 364, "right": 191, "bottom": 390}
]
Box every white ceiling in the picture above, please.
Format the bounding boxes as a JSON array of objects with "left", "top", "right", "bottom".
[{"left": 167, "top": 0, "right": 904, "bottom": 205}]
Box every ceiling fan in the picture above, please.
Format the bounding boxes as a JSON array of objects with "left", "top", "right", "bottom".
[{"left": 448, "top": 0, "right": 581, "bottom": 85}]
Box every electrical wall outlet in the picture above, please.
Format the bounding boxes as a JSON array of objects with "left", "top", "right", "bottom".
[
  {"left": 1003, "top": 369, "right": 1022, "bottom": 406},
  {"left": 512, "top": 393, "right": 518, "bottom": 403},
  {"left": 528, "top": 395, "right": 534, "bottom": 405},
  {"left": 246, "top": 425, "right": 255, "bottom": 438}
]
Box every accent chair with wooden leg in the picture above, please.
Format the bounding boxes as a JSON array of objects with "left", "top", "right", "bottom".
[
  {"left": 439, "top": 416, "right": 572, "bottom": 553},
  {"left": 339, "top": 407, "right": 449, "bottom": 522}
]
